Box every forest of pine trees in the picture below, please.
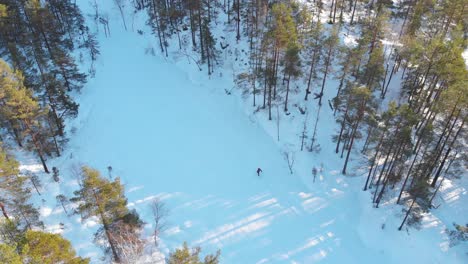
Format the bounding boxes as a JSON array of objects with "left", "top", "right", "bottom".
[
  {"left": 211, "top": 0, "right": 467, "bottom": 230},
  {"left": 0, "top": 0, "right": 467, "bottom": 262}
]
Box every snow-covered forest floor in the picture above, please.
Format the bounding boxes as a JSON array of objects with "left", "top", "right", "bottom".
[{"left": 11, "top": 0, "right": 467, "bottom": 263}]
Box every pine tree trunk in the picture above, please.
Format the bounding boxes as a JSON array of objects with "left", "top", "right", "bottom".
[
  {"left": 413, "top": 112, "right": 436, "bottom": 153},
  {"left": 429, "top": 175, "right": 445, "bottom": 207},
  {"left": 10, "top": 121, "right": 23, "bottom": 147},
  {"left": 263, "top": 62, "right": 267, "bottom": 108},
  {"left": 37, "top": 147, "right": 49, "bottom": 174},
  {"left": 361, "top": 126, "right": 374, "bottom": 153},
  {"left": 49, "top": 103, "right": 64, "bottom": 137},
  {"left": 284, "top": 74, "right": 291, "bottom": 112},
  {"left": 342, "top": 121, "right": 358, "bottom": 174},
  {"left": 161, "top": 20, "right": 168, "bottom": 57},
  {"left": 398, "top": 198, "right": 415, "bottom": 230},
  {"left": 47, "top": 117, "right": 61, "bottom": 156},
  {"left": 310, "top": 104, "right": 323, "bottom": 151},
  {"left": 339, "top": 0, "right": 345, "bottom": 22},
  {"left": 382, "top": 62, "right": 396, "bottom": 98},
  {"left": 36, "top": 23, "right": 73, "bottom": 93},
  {"left": 189, "top": 8, "right": 197, "bottom": 47},
  {"left": 19, "top": 209, "right": 32, "bottom": 230},
  {"left": 434, "top": 104, "right": 458, "bottom": 150},
  {"left": 263, "top": 66, "right": 268, "bottom": 109},
  {"left": 198, "top": 8, "right": 205, "bottom": 62},
  {"left": 425, "top": 110, "right": 460, "bottom": 178},
  {"left": 350, "top": 0, "right": 358, "bottom": 25},
  {"left": 376, "top": 144, "right": 405, "bottom": 207},
  {"left": 205, "top": 26, "right": 211, "bottom": 74},
  {"left": 102, "top": 213, "right": 120, "bottom": 262},
  {"left": 369, "top": 26, "right": 379, "bottom": 55},
  {"left": 399, "top": 5, "right": 411, "bottom": 38},
  {"left": 236, "top": 0, "right": 241, "bottom": 40},
  {"left": 369, "top": 152, "right": 382, "bottom": 189},
  {"left": 227, "top": 0, "right": 231, "bottom": 23},
  {"left": 333, "top": 0, "right": 339, "bottom": 23},
  {"left": 0, "top": 202, "right": 9, "bottom": 220},
  {"left": 253, "top": 78, "right": 256, "bottom": 107},
  {"left": 372, "top": 144, "right": 394, "bottom": 200},
  {"left": 342, "top": 98, "right": 366, "bottom": 174},
  {"left": 116, "top": 3, "right": 128, "bottom": 30},
  {"left": 151, "top": 1, "right": 164, "bottom": 53},
  {"left": 305, "top": 48, "right": 318, "bottom": 101},
  {"left": 319, "top": 45, "right": 333, "bottom": 106},
  {"left": 60, "top": 201, "right": 69, "bottom": 215},
  {"left": 336, "top": 102, "right": 349, "bottom": 153},
  {"left": 301, "top": 116, "right": 307, "bottom": 151},
  {"left": 24, "top": 119, "right": 50, "bottom": 174},
  {"left": 273, "top": 47, "right": 279, "bottom": 100},
  {"left": 31, "top": 177, "right": 41, "bottom": 196},
  {"left": 340, "top": 134, "right": 349, "bottom": 158},
  {"left": 268, "top": 82, "right": 272, "bottom": 120},
  {"left": 422, "top": 76, "right": 440, "bottom": 109},
  {"left": 335, "top": 66, "right": 348, "bottom": 100},
  {"left": 381, "top": 63, "right": 389, "bottom": 98},
  {"left": 397, "top": 146, "right": 421, "bottom": 204},
  {"left": 431, "top": 146, "right": 451, "bottom": 188},
  {"left": 364, "top": 132, "right": 385, "bottom": 191}
]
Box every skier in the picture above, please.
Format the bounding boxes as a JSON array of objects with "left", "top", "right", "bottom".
[{"left": 257, "top": 168, "right": 263, "bottom": 176}]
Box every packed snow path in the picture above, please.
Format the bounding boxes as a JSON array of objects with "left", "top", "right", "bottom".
[{"left": 23, "top": 2, "right": 465, "bottom": 263}]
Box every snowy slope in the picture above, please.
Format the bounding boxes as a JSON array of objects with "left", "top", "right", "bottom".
[{"left": 12, "top": 1, "right": 467, "bottom": 263}]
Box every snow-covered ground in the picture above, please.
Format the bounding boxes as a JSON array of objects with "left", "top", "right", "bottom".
[{"left": 13, "top": 1, "right": 467, "bottom": 263}]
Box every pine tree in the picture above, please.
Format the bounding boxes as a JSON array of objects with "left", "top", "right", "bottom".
[
  {"left": 361, "top": 43, "right": 385, "bottom": 91},
  {"left": 113, "top": 0, "right": 128, "bottom": 30},
  {"left": 167, "top": 242, "right": 220, "bottom": 264},
  {"left": 0, "top": 143, "right": 42, "bottom": 231},
  {"left": 282, "top": 43, "right": 301, "bottom": 112},
  {"left": 317, "top": 24, "right": 339, "bottom": 106},
  {"left": 71, "top": 166, "right": 142, "bottom": 263},
  {"left": 333, "top": 46, "right": 354, "bottom": 105},
  {"left": 303, "top": 20, "right": 323, "bottom": 101}
]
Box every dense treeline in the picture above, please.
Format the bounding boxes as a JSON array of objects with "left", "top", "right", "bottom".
[
  {"left": 0, "top": 0, "right": 99, "bottom": 173},
  {"left": 0, "top": 1, "right": 95, "bottom": 255}
]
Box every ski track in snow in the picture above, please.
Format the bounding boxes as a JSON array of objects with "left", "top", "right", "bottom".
[{"left": 10, "top": 1, "right": 467, "bottom": 263}]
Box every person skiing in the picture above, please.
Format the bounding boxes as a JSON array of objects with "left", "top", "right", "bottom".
[{"left": 257, "top": 168, "right": 263, "bottom": 176}]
